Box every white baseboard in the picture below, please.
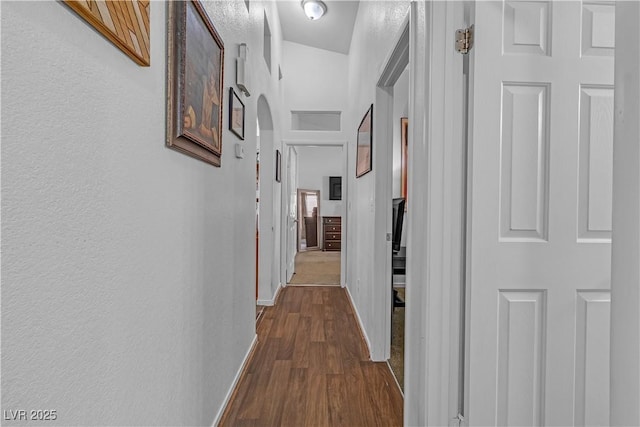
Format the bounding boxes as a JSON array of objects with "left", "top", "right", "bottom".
[
  {"left": 344, "top": 284, "right": 372, "bottom": 358},
  {"left": 386, "top": 360, "right": 404, "bottom": 397},
  {"left": 286, "top": 283, "right": 340, "bottom": 287},
  {"left": 212, "top": 334, "right": 258, "bottom": 427},
  {"left": 257, "top": 282, "right": 282, "bottom": 306}
]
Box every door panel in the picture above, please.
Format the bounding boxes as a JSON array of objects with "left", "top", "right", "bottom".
[
  {"left": 286, "top": 147, "right": 298, "bottom": 282},
  {"left": 578, "top": 86, "right": 614, "bottom": 241},
  {"left": 499, "top": 83, "right": 550, "bottom": 241},
  {"left": 298, "top": 190, "right": 321, "bottom": 250},
  {"left": 574, "top": 291, "right": 611, "bottom": 426},
  {"left": 496, "top": 291, "right": 546, "bottom": 426},
  {"left": 467, "top": 1, "right": 614, "bottom": 425}
]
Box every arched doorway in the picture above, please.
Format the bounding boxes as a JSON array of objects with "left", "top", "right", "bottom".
[{"left": 256, "top": 95, "right": 281, "bottom": 306}]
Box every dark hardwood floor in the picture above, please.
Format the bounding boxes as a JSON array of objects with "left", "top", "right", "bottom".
[{"left": 219, "top": 286, "right": 403, "bottom": 427}]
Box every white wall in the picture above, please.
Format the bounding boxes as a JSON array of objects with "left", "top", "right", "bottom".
[
  {"left": 281, "top": 41, "right": 350, "bottom": 142},
  {"left": 297, "top": 146, "right": 343, "bottom": 217},
  {"left": 1, "top": 1, "right": 283, "bottom": 425},
  {"left": 344, "top": 0, "right": 411, "bottom": 356}
]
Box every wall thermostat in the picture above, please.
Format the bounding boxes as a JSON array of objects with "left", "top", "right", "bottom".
[{"left": 235, "top": 143, "right": 245, "bottom": 159}]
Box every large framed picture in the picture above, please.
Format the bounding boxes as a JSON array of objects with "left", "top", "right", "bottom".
[
  {"left": 356, "top": 104, "right": 373, "bottom": 178},
  {"left": 63, "top": 0, "right": 150, "bottom": 66},
  {"left": 401, "top": 117, "right": 408, "bottom": 207},
  {"left": 229, "top": 87, "right": 245, "bottom": 140},
  {"left": 167, "top": 0, "right": 224, "bottom": 166}
]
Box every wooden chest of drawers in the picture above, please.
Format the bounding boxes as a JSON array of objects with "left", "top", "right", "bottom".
[{"left": 323, "top": 216, "right": 342, "bottom": 251}]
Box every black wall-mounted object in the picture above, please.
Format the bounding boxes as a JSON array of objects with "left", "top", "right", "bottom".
[
  {"left": 329, "top": 176, "right": 342, "bottom": 200},
  {"left": 392, "top": 197, "right": 406, "bottom": 254}
]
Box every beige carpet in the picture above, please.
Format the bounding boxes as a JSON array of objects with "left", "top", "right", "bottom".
[
  {"left": 288, "top": 251, "right": 341, "bottom": 285},
  {"left": 389, "top": 288, "right": 405, "bottom": 391}
]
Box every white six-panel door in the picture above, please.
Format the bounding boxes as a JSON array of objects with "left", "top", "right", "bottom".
[
  {"left": 286, "top": 146, "right": 298, "bottom": 283},
  {"left": 467, "top": 1, "right": 614, "bottom": 425}
]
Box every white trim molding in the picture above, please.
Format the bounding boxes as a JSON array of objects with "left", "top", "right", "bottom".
[
  {"left": 404, "top": 2, "right": 467, "bottom": 426},
  {"left": 212, "top": 334, "right": 258, "bottom": 426},
  {"left": 369, "top": 12, "right": 410, "bottom": 362},
  {"left": 257, "top": 282, "right": 282, "bottom": 306},
  {"left": 345, "top": 284, "right": 372, "bottom": 358},
  {"left": 281, "top": 139, "right": 346, "bottom": 147},
  {"left": 610, "top": 1, "right": 640, "bottom": 425}
]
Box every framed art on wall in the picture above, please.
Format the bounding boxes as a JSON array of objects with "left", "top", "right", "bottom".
[
  {"left": 401, "top": 117, "right": 408, "bottom": 207},
  {"left": 229, "top": 87, "right": 245, "bottom": 140},
  {"left": 356, "top": 104, "right": 373, "bottom": 178},
  {"left": 167, "top": 0, "right": 224, "bottom": 166},
  {"left": 63, "top": 0, "right": 150, "bottom": 66}
]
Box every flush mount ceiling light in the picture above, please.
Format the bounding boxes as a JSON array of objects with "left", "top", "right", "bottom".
[{"left": 301, "top": 0, "right": 327, "bottom": 20}]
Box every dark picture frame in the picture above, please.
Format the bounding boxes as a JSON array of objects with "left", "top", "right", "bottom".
[
  {"left": 167, "top": 0, "right": 224, "bottom": 167},
  {"left": 229, "top": 87, "right": 245, "bottom": 140},
  {"left": 275, "top": 150, "right": 282, "bottom": 183},
  {"left": 356, "top": 104, "right": 373, "bottom": 178}
]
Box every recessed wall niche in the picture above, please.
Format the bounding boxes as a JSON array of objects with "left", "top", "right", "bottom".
[{"left": 291, "top": 111, "right": 341, "bottom": 131}]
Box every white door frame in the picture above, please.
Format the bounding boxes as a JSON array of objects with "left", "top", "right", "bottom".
[
  {"left": 403, "top": 2, "right": 468, "bottom": 425},
  {"left": 283, "top": 145, "right": 298, "bottom": 284},
  {"left": 610, "top": 1, "right": 640, "bottom": 425},
  {"left": 370, "top": 13, "right": 410, "bottom": 363},
  {"left": 280, "top": 140, "right": 348, "bottom": 288},
  {"left": 256, "top": 95, "right": 278, "bottom": 306}
]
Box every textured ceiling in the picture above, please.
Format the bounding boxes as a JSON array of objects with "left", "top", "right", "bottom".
[{"left": 276, "top": 1, "right": 360, "bottom": 54}]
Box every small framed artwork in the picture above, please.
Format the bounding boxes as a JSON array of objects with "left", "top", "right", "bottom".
[
  {"left": 356, "top": 104, "right": 373, "bottom": 178},
  {"left": 229, "top": 87, "right": 245, "bottom": 140},
  {"left": 167, "top": 0, "right": 224, "bottom": 167},
  {"left": 63, "top": 0, "right": 150, "bottom": 66},
  {"left": 275, "top": 150, "right": 282, "bottom": 183},
  {"left": 401, "top": 117, "right": 408, "bottom": 208}
]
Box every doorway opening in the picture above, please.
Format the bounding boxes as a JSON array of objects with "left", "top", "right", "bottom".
[
  {"left": 256, "top": 95, "right": 281, "bottom": 309},
  {"left": 297, "top": 189, "right": 321, "bottom": 252},
  {"left": 388, "top": 67, "right": 409, "bottom": 391},
  {"left": 372, "top": 16, "right": 410, "bottom": 387},
  {"left": 282, "top": 143, "right": 346, "bottom": 287}
]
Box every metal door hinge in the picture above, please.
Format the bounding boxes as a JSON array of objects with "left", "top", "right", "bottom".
[
  {"left": 456, "top": 26, "right": 473, "bottom": 54},
  {"left": 450, "top": 413, "right": 465, "bottom": 427}
]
